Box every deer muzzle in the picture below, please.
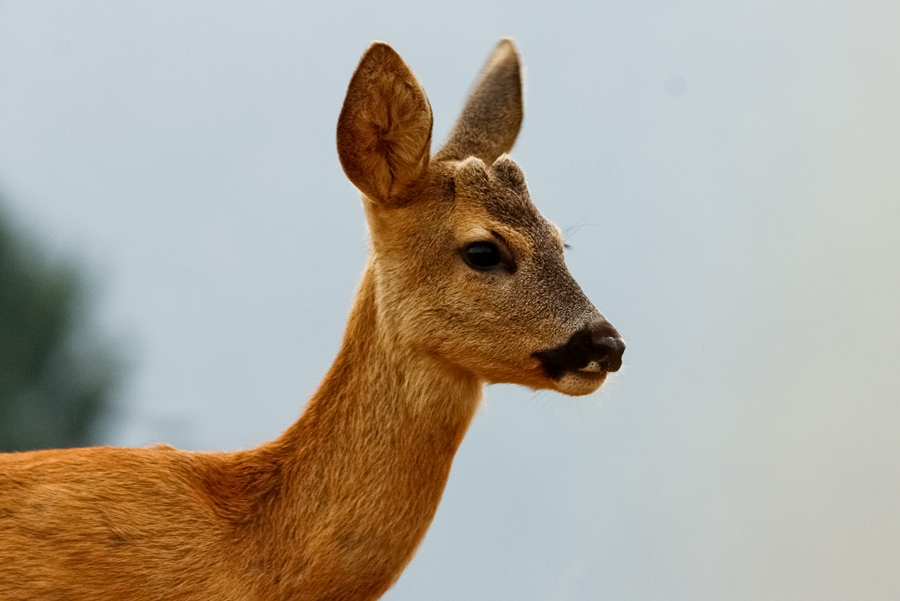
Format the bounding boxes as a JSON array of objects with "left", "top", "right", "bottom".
[{"left": 533, "top": 321, "right": 626, "bottom": 382}]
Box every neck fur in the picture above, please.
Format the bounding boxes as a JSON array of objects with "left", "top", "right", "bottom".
[{"left": 215, "top": 263, "right": 482, "bottom": 600}]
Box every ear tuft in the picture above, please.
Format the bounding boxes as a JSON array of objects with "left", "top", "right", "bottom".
[
  {"left": 337, "top": 42, "right": 433, "bottom": 205},
  {"left": 436, "top": 39, "right": 523, "bottom": 164}
]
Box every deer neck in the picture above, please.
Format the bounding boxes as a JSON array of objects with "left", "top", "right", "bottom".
[
  {"left": 285, "top": 259, "right": 483, "bottom": 484},
  {"left": 250, "top": 261, "right": 482, "bottom": 596}
]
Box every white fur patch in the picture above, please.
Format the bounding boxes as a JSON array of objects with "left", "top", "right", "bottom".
[{"left": 555, "top": 371, "right": 607, "bottom": 396}]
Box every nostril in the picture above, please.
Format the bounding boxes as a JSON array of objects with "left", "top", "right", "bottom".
[
  {"left": 593, "top": 336, "right": 625, "bottom": 356},
  {"left": 592, "top": 336, "right": 625, "bottom": 372},
  {"left": 588, "top": 321, "right": 619, "bottom": 345}
]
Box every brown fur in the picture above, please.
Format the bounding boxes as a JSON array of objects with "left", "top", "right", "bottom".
[{"left": 0, "top": 40, "right": 619, "bottom": 600}]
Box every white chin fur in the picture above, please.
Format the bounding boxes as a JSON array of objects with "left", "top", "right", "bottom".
[{"left": 554, "top": 371, "right": 607, "bottom": 396}]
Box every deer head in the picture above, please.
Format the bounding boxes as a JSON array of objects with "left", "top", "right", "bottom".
[{"left": 336, "top": 39, "right": 624, "bottom": 397}]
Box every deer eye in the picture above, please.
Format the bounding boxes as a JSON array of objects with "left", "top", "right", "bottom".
[{"left": 462, "top": 241, "right": 502, "bottom": 270}]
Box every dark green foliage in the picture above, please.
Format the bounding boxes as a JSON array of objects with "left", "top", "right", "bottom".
[{"left": 0, "top": 199, "right": 120, "bottom": 452}]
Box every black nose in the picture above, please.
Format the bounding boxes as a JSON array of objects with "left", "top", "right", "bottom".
[
  {"left": 589, "top": 330, "right": 626, "bottom": 373},
  {"left": 533, "top": 321, "right": 626, "bottom": 380}
]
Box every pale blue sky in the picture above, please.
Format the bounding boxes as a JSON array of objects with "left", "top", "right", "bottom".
[{"left": 2, "top": 2, "right": 899, "bottom": 599}]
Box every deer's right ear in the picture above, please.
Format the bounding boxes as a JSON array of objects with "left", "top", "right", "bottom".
[{"left": 337, "top": 42, "right": 433, "bottom": 206}]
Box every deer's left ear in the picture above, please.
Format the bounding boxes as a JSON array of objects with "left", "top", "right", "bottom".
[
  {"left": 337, "top": 42, "right": 433, "bottom": 206},
  {"left": 435, "top": 39, "right": 523, "bottom": 165}
]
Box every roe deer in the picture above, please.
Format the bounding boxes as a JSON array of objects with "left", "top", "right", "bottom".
[{"left": 0, "top": 39, "right": 624, "bottom": 601}]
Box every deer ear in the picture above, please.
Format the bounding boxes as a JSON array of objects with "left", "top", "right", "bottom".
[
  {"left": 337, "top": 42, "right": 433, "bottom": 206},
  {"left": 435, "top": 39, "right": 523, "bottom": 164}
]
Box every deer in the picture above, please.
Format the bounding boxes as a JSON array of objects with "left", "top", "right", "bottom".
[{"left": 0, "top": 39, "right": 624, "bottom": 601}]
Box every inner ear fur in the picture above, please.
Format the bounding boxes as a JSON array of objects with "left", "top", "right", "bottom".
[
  {"left": 435, "top": 39, "right": 523, "bottom": 165},
  {"left": 337, "top": 42, "right": 433, "bottom": 206}
]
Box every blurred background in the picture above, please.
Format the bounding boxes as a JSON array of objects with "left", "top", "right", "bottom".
[{"left": 1, "top": 1, "right": 898, "bottom": 599}]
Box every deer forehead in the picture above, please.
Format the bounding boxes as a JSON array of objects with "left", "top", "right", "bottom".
[{"left": 447, "top": 158, "right": 564, "bottom": 258}]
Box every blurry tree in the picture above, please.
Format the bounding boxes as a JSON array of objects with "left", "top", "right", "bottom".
[{"left": 0, "top": 196, "right": 120, "bottom": 452}]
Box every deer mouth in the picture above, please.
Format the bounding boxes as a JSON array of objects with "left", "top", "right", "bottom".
[
  {"left": 577, "top": 360, "right": 606, "bottom": 374},
  {"left": 530, "top": 353, "right": 610, "bottom": 397}
]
